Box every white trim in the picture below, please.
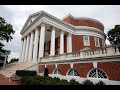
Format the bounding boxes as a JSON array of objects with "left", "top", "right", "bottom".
[
  {"left": 20, "top": 11, "right": 106, "bottom": 40},
  {"left": 93, "top": 62, "right": 97, "bottom": 68},
  {"left": 94, "top": 37, "right": 100, "bottom": 47},
  {"left": 83, "top": 36, "right": 90, "bottom": 46},
  {"left": 21, "top": 15, "right": 106, "bottom": 41},
  {"left": 87, "top": 68, "right": 109, "bottom": 80}
]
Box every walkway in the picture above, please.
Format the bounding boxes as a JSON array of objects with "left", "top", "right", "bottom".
[{"left": 0, "top": 74, "right": 18, "bottom": 85}]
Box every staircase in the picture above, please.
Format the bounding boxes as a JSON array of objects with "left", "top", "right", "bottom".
[{"left": 0, "top": 62, "right": 37, "bottom": 79}]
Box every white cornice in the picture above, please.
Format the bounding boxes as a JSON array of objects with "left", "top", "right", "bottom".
[{"left": 21, "top": 11, "right": 106, "bottom": 40}]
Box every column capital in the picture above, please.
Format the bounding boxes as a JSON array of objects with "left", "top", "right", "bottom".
[
  {"left": 67, "top": 33, "right": 72, "bottom": 37},
  {"left": 60, "top": 30, "right": 64, "bottom": 34},
  {"left": 41, "top": 23, "right": 45, "bottom": 27},
  {"left": 50, "top": 26, "right": 56, "bottom": 31}
]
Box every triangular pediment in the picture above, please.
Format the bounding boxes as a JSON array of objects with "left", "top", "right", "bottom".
[{"left": 21, "top": 13, "right": 40, "bottom": 32}]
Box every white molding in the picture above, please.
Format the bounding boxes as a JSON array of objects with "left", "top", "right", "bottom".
[
  {"left": 83, "top": 36, "right": 90, "bottom": 46},
  {"left": 94, "top": 37, "right": 100, "bottom": 47},
  {"left": 93, "top": 62, "right": 97, "bottom": 68},
  {"left": 20, "top": 11, "right": 106, "bottom": 40}
]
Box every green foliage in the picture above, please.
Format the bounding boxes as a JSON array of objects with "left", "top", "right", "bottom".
[
  {"left": 9, "top": 58, "right": 19, "bottom": 63},
  {"left": 16, "top": 70, "right": 37, "bottom": 77},
  {"left": 69, "top": 79, "right": 81, "bottom": 85},
  {"left": 0, "top": 17, "right": 15, "bottom": 54},
  {"left": 20, "top": 75, "right": 106, "bottom": 85},
  {"left": 95, "top": 81, "right": 106, "bottom": 85},
  {"left": 82, "top": 79, "right": 94, "bottom": 85},
  {"left": 107, "top": 25, "right": 120, "bottom": 45}
]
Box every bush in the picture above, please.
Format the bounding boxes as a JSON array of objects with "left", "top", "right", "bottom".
[
  {"left": 16, "top": 70, "right": 37, "bottom": 77},
  {"left": 69, "top": 79, "right": 81, "bottom": 85},
  {"left": 21, "top": 76, "right": 34, "bottom": 85},
  {"left": 95, "top": 81, "right": 106, "bottom": 85},
  {"left": 82, "top": 80, "right": 94, "bottom": 85}
]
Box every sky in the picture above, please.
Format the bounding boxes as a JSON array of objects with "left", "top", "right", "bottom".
[{"left": 0, "top": 5, "right": 120, "bottom": 62}]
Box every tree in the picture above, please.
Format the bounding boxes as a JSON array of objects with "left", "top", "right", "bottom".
[
  {"left": 9, "top": 58, "right": 19, "bottom": 63},
  {"left": 0, "top": 17, "right": 15, "bottom": 54},
  {"left": 107, "top": 25, "right": 120, "bottom": 45}
]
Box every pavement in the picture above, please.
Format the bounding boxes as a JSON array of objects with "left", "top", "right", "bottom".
[{"left": 0, "top": 74, "right": 18, "bottom": 85}]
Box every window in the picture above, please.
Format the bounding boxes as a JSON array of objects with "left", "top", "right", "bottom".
[
  {"left": 83, "top": 36, "right": 90, "bottom": 46},
  {"left": 45, "top": 42, "right": 49, "bottom": 50},
  {"left": 67, "top": 68, "right": 79, "bottom": 76},
  {"left": 53, "top": 68, "right": 61, "bottom": 75},
  {"left": 94, "top": 37, "right": 100, "bottom": 47},
  {"left": 87, "top": 68, "right": 108, "bottom": 79}
]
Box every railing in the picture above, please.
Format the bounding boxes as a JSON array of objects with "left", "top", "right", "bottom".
[{"left": 39, "top": 44, "right": 120, "bottom": 63}]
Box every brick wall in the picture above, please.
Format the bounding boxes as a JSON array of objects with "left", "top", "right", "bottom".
[
  {"left": 46, "top": 64, "right": 55, "bottom": 74},
  {"left": 74, "top": 63, "right": 93, "bottom": 78},
  {"left": 58, "top": 64, "right": 70, "bottom": 76},
  {"left": 63, "top": 16, "right": 104, "bottom": 31},
  {"left": 98, "top": 61, "right": 120, "bottom": 81},
  {"left": 39, "top": 64, "right": 45, "bottom": 73}
]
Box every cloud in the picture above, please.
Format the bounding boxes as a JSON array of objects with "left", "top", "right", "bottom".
[{"left": 0, "top": 5, "right": 120, "bottom": 61}]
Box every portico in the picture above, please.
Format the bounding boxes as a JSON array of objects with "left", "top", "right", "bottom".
[{"left": 20, "top": 22, "right": 72, "bottom": 63}]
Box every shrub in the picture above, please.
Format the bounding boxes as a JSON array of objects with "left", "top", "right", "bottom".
[
  {"left": 69, "top": 79, "right": 81, "bottom": 85},
  {"left": 16, "top": 70, "right": 37, "bottom": 77},
  {"left": 82, "top": 79, "right": 94, "bottom": 85},
  {"left": 21, "top": 76, "right": 34, "bottom": 85},
  {"left": 95, "top": 81, "right": 106, "bottom": 85}
]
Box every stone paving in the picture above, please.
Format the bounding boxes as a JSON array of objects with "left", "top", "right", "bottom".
[{"left": 0, "top": 74, "right": 18, "bottom": 85}]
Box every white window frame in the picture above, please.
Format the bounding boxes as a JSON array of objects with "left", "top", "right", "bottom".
[
  {"left": 83, "top": 36, "right": 90, "bottom": 46},
  {"left": 94, "top": 37, "right": 100, "bottom": 47}
]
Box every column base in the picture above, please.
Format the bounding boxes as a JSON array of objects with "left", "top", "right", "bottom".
[{"left": 32, "top": 58, "right": 38, "bottom": 63}]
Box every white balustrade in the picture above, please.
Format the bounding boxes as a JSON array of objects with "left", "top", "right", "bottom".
[{"left": 39, "top": 45, "right": 120, "bottom": 63}]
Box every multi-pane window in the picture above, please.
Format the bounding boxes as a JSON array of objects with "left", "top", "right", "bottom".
[
  {"left": 83, "top": 36, "right": 90, "bottom": 46},
  {"left": 95, "top": 37, "right": 100, "bottom": 47},
  {"left": 88, "top": 68, "right": 108, "bottom": 79},
  {"left": 67, "top": 68, "right": 79, "bottom": 76},
  {"left": 53, "top": 68, "right": 61, "bottom": 75}
]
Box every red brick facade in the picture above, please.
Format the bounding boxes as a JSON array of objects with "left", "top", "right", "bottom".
[
  {"left": 44, "top": 34, "right": 103, "bottom": 55},
  {"left": 39, "top": 61, "right": 120, "bottom": 81},
  {"left": 58, "top": 64, "right": 70, "bottom": 76},
  {"left": 63, "top": 16, "right": 104, "bottom": 31},
  {"left": 46, "top": 64, "right": 55, "bottom": 74},
  {"left": 98, "top": 61, "right": 120, "bottom": 81},
  {"left": 74, "top": 63, "right": 93, "bottom": 78},
  {"left": 39, "top": 65, "right": 45, "bottom": 73}
]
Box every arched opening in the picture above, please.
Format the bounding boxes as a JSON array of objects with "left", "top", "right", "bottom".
[
  {"left": 87, "top": 68, "right": 108, "bottom": 79},
  {"left": 52, "top": 68, "right": 61, "bottom": 75},
  {"left": 66, "top": 68, "right": 79, "bottom": 76}
]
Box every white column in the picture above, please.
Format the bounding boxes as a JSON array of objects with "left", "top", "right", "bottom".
[
  {"left": 24, "top": 34, "right": 30, "bottom": 62},
  {"left": 50, "top": 27, "right": 55, "bottom": 56},
  {"left": 28, "top": 31, "right": 34, "bottom": 62},
  {"left": 33, "top": 27, "right": 39, "bottom": 62},
  {"left": 39, "top": 23, "right": 46, "bottom": 58},
  {"left": 60, "top": 30, "right": 64, "bottom": 54},
  {"left": 21, "top": 37, "right": 27, "bottom": 62},
  {"left": 67, "top": 33, "right": 72, "bottom": 53},
  {"left": 19, "top": 39, "right": 24, "bottom": 63}
]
